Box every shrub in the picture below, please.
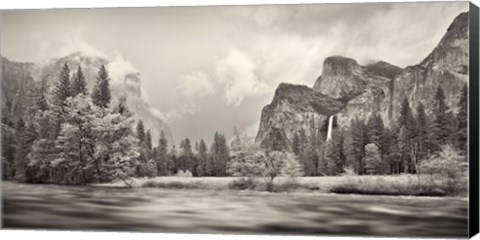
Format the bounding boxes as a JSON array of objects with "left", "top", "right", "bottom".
[
  {"left": 228, "top": 177, "right": 257, "bottom": 190},
  {"left": 175, "top": 170, "right": 193, "bottom": 177},
  {"left": 417, "top": 145, "right": 467, "bottom": 195}
]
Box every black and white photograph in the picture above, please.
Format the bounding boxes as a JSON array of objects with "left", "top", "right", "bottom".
[{"left": 0, "top": 1, "right": 476, "bottom": 238}]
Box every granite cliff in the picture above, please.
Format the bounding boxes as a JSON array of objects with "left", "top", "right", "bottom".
[{"left": 256, "top": 12, "right": 469, "bottom": 149}]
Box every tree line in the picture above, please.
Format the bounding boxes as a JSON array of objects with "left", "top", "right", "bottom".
[
  {"left": 1, "top": 62, "right": 237, "bottom": 183},
  {"left": 133, "top": 120, "right": 231, "bottom": 177},
  {"left": 3, "top": 64, "right": 140, "bottom": 184},
  {"left": 284, "top": 84, "right": 468, "bottom": 176},
  {"left": 1, "top": 61, "right": 468, "bottom": 183}
]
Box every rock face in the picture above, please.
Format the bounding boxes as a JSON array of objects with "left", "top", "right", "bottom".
[
  {"left": 256, "top": 11, "right": 469, "bottom": 149},
  {"left": 1, "top": 57, "right": 36, "bottom": 123},
  {"left": 1, "top": 53, "right": 174, "bottom": 144},
  {"left": 255, "top": 83, "right": 344, "bottom": 150}
]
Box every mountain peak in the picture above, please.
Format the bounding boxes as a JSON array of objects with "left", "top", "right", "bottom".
[{"left": 419, "top": 11, "right": 469, "bottom": 73}]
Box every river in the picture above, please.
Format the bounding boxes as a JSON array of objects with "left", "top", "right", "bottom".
[{"left": 2, "top": 182, "right": 468, "bottom": 237}]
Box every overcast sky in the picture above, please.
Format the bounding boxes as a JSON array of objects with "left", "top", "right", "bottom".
[{"left": 1, "top": 2, "right": 468, "bottom": 145}]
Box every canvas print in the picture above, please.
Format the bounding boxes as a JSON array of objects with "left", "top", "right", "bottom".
[{"left": 0, "top": 1, "right": 474, "bottom": 238}]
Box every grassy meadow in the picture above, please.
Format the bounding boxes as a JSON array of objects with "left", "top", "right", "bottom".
[{"left": 94, "top": 174, "right": 468, "bottom": 197}]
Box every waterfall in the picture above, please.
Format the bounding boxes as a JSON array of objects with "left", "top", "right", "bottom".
[{"left": 326, "top": 115, "right": 334, "bottom": 141}]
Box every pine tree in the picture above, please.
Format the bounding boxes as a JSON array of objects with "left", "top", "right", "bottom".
[
  {"left": 344, "top": 118, "right": 365, "bottom": 174},
  {"left": 384, "top": 127, "right": 400, "bottom": 174},
  {"left": 136, "top": 120, "right": 146, "bottom": 143},
  {"left": 210, "top": 132, "right": 230, "bottom": 176},
  {"left": 397, "top": 97, "right": 419, "bottom": 173},
  {"left": 367, "top": 113, "right": 385, "bottom": 148},
  {"left": 71, "top": 66, "right": 88, "bottom": 96},
  {"left": 415, "top": 102, "right": 430, "bottom": 161},
  {"left": 196, "top": 139, "right": 208, "bottom": 176},
  {"left": 2, "top": 124, "right": 16, "bottom": 179},
  {"left": 324, "top": 131, "right": 344, "bottom": 176},
  {"left": 169, "top": 145, "right": 178, "bottom": 174},
  {"left": 34, "top": 79, "right": 49, "bottom": 111},
  {"left": 179, "top": 138, "right": 194, "bottom": 172},
  {"left": 91, "top": 65, "right": 111, "bottom": 108},
  {"left": 13, "top": 119, "right": 37, "bottom": 181},
  {"left": 145, "top": 130, "right": 153, "bottom": 150},
  {"left": 114, "top": 96, "right": 132, "bottom": 117},
  {"left": 53, "top": 63, "right": 72, "bottom": 110},
  {"left": 27, "top": 110, "right": 61, "bottom": 183},
  {"left": 156, "top": 130, "right": 169, "bottom": 175},
  {"left": 431, "top": 86, "right": 450, "bottom": 150},
  {"left": 363, "top": 143, "right": 382, "bottom": 175},
  {"left": 456, "top": 84, "right": 468, "bottom": 155}
]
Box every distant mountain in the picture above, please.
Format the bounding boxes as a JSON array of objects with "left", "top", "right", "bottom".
[
  {"left": 256, "top": 11, "right": 469, "bottom": 149},
  {"left": 1, "top": 52, "right": 174, "bottom": 144}
]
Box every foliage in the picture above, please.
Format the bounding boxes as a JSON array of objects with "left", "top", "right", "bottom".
[
  {"left": 228, "top": 138, "right": 303, "bottom": 191},
  {"left": 155, "top": 130, "right": 170, "bottom": 175},
  {"left": 344, "top": 118, "right": 365, "bottom": 174},
  {"left": 176, "top": 170, "right": 193, "bottom": 178},
  {"left": 209, "top": 132, "right": 230, "bottom": 176},
  {"left": 53, "top": 63, "right": 72, "bottom": 110},
  {"left": 91, "top": 65, "right": 112, "bottom": 109},
  {"left": 363, "top": 143, "right": 382, "bottom": 175},
  {"left": 417, "top": 145, "right": 467, "bottom": 194},
  {"left": 455, "top": 84, "right": 468, "bottom": 155},
  {"left": 431, "top": 86, "right": 451, "bottom": 151},
  {"left": 71, "top": 66, "right": 88, "bottom": 96}
]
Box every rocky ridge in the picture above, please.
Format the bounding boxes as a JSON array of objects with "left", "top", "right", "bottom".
[{"left": 256, "top": 11, "right": 469, "bottom": 149}]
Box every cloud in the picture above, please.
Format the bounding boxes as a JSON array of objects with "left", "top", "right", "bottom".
[
  {"left": 54, "top": 34, "right": 107, "bottom": 59},
  {"left": 215, "top": 48, "right": 269, "bottom": 106},
  {"left": 178, "top": 72, "right": 215, "bottom": 99},
  {"left": 107, "top": 51, "right": 139, "bottom": 85},
  {"left": 165, "top": 104, "right": 197, "bottom": 123}
]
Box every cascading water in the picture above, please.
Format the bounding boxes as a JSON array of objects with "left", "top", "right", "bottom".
[{"left": 326, "top": 115, "right": 334, "bottom": 141}]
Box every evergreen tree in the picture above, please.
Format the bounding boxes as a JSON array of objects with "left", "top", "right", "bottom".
[
  {"left": 367, "top": 113, "right": 385, "bottom": 150},
  {"left": 324, "top": 130, "right": 344, "bottom": 176},
  {"left": 13, "top": 119, "right": 37, "bottom": 181},
  {"left": 210, "top": 132, "right": 230, "bottom": 176},
  {"left": 91, "top": 65, "right": 111, "bottom": 108},
  {"left": 363, "top": 143, "right": 382, "bottom": 174},
  {"left": 456, "top": 84, "right": 468, "bottom": 155},
  {"left": 179, "top": 138, "right": 194, "bottom": 172},
  {"left": 196, "top": 139, "right": 208, "bottom": 176},
  {"left": 71, "top": 66, "right": 88, "bottom": 96},
  {"left": 27, "top": 109, "right": 61, "bottom": 183},
  {"left": 156, "top": 130, "right": 169, "bottom": 175},
  {"left": 344, "top": 118, "right": 365, "bottom": 174},
  {"left": 415, "top": 102, "right": 430, "bottom": 161},
  {"left": 384, "top": 127, "right": 400, "bottom": 174},
  {"left": 1, "top": 124, "right": 16, "bottom": 179},
  {"left": 431, "top": 86, "right": 451, "bottom": 150},
  {"left": 397, "top": 97, "right": 418, "bottom": 173},
  {"left": 136, "top": 120, "right": 146, "bottom": 143},
  {"left": 145, "top": 130, "right": 153, "bottom": 150},
  {"left": 114, "top": 96, "right": 132, "bottom": 117},
  {"left": 34, "top": 78, "right": 49, "bottom": 112},
  {"left": 53, "top": 63, "right": 72, "bottom": 110},
  {"left": 169, "top": 145, "right": 178, "bottom": 174}
]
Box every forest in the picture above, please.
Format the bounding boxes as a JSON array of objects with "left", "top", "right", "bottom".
[{"left": 1, "top": 61, "right": 469, "bottom": 194}]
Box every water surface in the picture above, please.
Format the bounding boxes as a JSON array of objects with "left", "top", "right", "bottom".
[{"left": 2, "top": 182, "right": 468, "bottom": 237}]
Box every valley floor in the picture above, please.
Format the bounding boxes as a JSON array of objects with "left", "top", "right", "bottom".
[{"left": 2, "top": 181, "right": 468, "bottom": 237}]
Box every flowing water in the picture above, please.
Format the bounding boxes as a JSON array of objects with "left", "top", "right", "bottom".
[{"left": 2, "top": 182, "right": 468, "bottom": 237}]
